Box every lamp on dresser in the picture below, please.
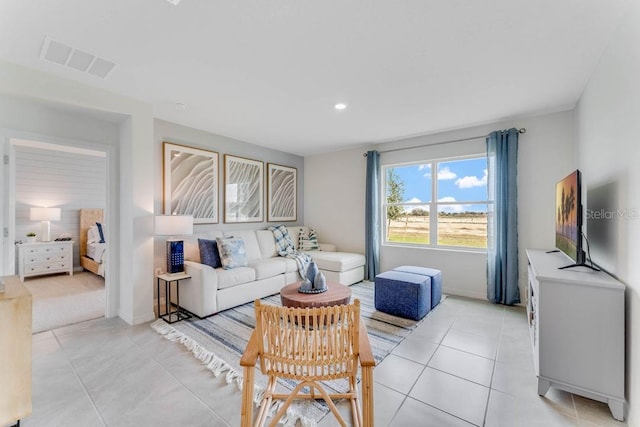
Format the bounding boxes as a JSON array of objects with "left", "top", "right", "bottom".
[
  {"left": 155, "top": 215, "right": 193, "bottom": 275},
  {"left": 29, "top": 207, "right": 61, "bottom": 242}
]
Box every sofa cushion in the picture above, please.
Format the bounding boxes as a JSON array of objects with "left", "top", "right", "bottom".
[
  {"left": 249, "top": 258, "right": 287, "bottom": 280},
  {"left": 310, "top": 251, "right": 365, "bottom": 273},
  {"left": 216, "top": 237, "right": 249, "bottom": 269},
  {"left": 216, "top": 267, "right": 256, "bottom": 290},
  {"left": 256, "top": 230, "right": 277, "bottom": 259},
  {"left": 223, "top": 230, "right": 262, "bottom": 261},
  {"left": 198, "top": 238, "right": 221, "bottom": 269}
]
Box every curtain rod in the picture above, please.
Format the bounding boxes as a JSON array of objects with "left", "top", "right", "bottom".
[{"left": 363, "top": 128, "right": 526, "bottom": 157}]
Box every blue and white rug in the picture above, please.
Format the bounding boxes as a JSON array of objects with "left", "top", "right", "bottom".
[{"left": 151, "top": 281, "right": 435, "bottom": 426}]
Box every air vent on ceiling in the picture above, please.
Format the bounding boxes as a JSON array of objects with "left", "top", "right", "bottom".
[{"left": 40, "top": 37, "right": 116, "bottom": 79}]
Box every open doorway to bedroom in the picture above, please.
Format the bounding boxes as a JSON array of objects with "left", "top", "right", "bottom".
[{"left": 5, "top": 138, "right": 108, "bottom": 332}]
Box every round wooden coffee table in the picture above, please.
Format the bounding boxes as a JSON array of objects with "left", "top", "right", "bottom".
[{"left": 280, "top": 281, "right": 352, "bottom": 309}]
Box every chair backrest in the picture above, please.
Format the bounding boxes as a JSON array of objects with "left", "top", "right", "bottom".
[{"left": 254, "top": 300, "right": 361, "bottom": 381}]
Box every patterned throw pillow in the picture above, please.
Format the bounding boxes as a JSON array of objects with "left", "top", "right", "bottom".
[
  {"left": 198, "top": 238, "right": 221, "bottom": 269},
  {"left": 298, "top": 228, "right": 319, "bottom": 251},
  {"left": 216, "top": 237, "right": 248, "bottom": 270},
  {"left": 268, "top": 225, "right": 295, "bottom": 257}
]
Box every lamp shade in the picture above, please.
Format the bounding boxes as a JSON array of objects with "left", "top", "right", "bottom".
[
  {"left": 30, "top": 207, "right": 61, "bottom": 221},
  {"left": 155, "top": 215, "right": 193, "bottom": 236}
]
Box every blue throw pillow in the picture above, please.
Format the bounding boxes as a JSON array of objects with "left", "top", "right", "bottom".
[
  {"left": 216, "top": 237, "right": 248, "bottom": 270},
  {"left": 96, "top": 222, "right": 105, "bottom": 243},
  {"left": 198, "top": 239, "right": 221, "bottom": 269}
]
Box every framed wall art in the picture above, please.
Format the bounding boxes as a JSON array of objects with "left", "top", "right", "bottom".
[
  {"left": 163, "top": 142, "right": 218, "bottom": 224},
  {"left": 267, "top": 163, "right": 297, "bottom": 222},
  {"left": 224, "top": 154, "right": 264, "bottom": 223}
]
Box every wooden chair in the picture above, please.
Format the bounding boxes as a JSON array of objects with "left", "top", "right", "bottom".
[{"left": 240, "top": 299, "right": 375, "bottom": 427}]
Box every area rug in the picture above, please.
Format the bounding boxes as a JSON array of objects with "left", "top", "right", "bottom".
[{"left": 151, "top": 281, "right": 438, "bottom": 426}]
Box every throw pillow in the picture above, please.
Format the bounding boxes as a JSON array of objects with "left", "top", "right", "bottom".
[
  {"left": 268, "top": 224, "right": 295, "bottom": 256},
  {"left": 198, "top": 238, "right": 222, "bottom": 269},
  {"left": 216, "top": 237, "right": 248, "bottom": 270},
  {"left": 96, "top": 222, "right": 106, "bottom": 243},
  {"left": 298, "top": 228, "right": 319, "bottom": 251}
]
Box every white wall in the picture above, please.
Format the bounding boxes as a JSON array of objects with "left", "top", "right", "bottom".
[
  {"left": 576, "top": 1, "right": 640, "bottom": 422},
  {"left": 0, "top": 60, "right": 155, "bottom": 324},
  {"left": 153, "top": 119, "right": 305, "bottom": 272},
  {"left": 304, "top": 110, "right": 575, "bottom": 300},
  {"left": 304, "top": 146, "right": 367, "bottom": 254}
]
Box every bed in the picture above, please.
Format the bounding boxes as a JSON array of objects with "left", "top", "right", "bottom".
[{"left": 79, "top": 208, "right": 106, "bottom": 277}]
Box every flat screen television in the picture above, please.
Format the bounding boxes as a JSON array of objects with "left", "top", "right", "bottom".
[{"left": 554, "top": 169, "right": 598, "bottom": 270}]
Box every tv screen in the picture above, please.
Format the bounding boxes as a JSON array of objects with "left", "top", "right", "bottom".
[{"left": 555, "top": 169, "right": 583, "bottom": 264}]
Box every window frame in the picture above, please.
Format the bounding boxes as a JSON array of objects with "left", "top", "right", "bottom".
[{"left": 382, "top": 153, "right": 492, "bottom": 251}]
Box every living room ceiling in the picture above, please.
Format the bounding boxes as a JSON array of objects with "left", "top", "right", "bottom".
[{"left": 0, "top": 0, "right": 631, "bottom": 156}]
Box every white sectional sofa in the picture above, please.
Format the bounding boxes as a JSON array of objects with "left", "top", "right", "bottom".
[{"left": 178, "top": 227, "right": 365, "bottom": 318}]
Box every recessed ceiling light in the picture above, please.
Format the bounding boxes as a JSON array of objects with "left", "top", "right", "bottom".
[
  {"left": 166, "top": 0, "right": 182, "bottom": 5},
  {"left": 334, "top": 103, "right": 348, "bottom": 111}
]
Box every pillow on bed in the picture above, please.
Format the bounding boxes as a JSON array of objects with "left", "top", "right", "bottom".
[
  {"left": 96, "top": 222, "right": 106, "bottom": 243},
  {"left": 88, "top": 225, "right": 101, "bottom": 244},
  {"left": 198, "top": 239, "right": 222, "bottom": 269}
]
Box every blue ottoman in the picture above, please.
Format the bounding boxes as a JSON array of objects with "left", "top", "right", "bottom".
[
  {"left": 374, "top": 271, "right": 431, "bottom": 321},
  {"left": 394, "top": 266, "right": 442, "bottom": 309}
]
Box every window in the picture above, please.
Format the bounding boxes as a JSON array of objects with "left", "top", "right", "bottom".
[{"left": 383, "top": 155, "right": 489, "bottom": 249}]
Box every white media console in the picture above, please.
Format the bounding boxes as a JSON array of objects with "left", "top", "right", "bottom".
[{"left": 526, "top": 249, "right": 625, "bottom": 420}]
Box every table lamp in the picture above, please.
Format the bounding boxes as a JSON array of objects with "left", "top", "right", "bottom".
[
  {"left": 30, "top": 207, "right": 61, "bottom": 242},
  {"left": 155, "top": 215, "right": 193, "bottom": 275}
]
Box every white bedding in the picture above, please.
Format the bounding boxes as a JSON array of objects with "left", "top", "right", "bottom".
[{"left": 87, "top": 242, "right": 106, "bottom": 264}]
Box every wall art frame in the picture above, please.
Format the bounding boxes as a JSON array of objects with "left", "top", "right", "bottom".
[
  {"left": 267, "top": 163, "right": 297, "bottom": 222},
  {"left": 163, "top": 142, "right": 219, "bottom": 224},
  {"left": 224, "top": 154, "right": 264, "bottom": 223}
]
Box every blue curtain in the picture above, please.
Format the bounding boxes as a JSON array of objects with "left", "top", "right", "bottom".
[
  {"left": 487, "top": 129, "right": 520, "bottom": 305},
  {"left": 365, "top": 150, "right": 380, "bottom": 280}
]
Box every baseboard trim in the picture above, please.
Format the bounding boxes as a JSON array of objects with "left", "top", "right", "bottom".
[{"left": 443, "top": 287, "right": 487, "bottom": 301}]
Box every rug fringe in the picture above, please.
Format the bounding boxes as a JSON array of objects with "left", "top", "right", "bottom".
[{"left": 150, "top": 319, "right": 317, "bottom": 427}]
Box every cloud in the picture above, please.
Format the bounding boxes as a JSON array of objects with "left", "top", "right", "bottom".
[
  {"left": 418, "top": 164, "right": 431, "bottom": 178},
  {"left": 437, "top": 167, "right": 457, "bottom": 180},
  {"left": 455, "top": 169, "right": 487, "bottom": 189},
  {"left": 437, "top": 196, "right": 466, "bottom": 213}
]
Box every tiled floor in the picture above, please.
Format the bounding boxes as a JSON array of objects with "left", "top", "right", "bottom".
[{"left": 18, "top": 295, "right": 625, "bottom": 426}]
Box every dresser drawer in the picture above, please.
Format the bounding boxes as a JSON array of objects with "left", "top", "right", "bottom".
[
  {"left": 23, "top": 252, "right": 70, "bottom": 266},
  {"left": 23, "top": 245, "right": 69, "bottom": 255},
  {"left": 24, "top": 261, "right": 72, "bottom": 276}
]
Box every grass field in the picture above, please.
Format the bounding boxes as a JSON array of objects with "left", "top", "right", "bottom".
[{"left": 387, "top": 215, "right": 487, "bottom": 248}]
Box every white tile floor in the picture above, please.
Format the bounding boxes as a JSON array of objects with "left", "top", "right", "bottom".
[{"left": 16, "top": 295, "right": 626, "bottom": 427}]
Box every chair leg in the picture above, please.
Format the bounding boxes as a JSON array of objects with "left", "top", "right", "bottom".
[
  {"left": 361, "top": 366, "right": 374, "bottom": 426},
  {"left": 241, "top": 366, "right": 255, "bottom": 427}
]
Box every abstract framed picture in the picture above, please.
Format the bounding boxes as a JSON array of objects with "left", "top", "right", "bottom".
[
  {"left": 224, "top": 154, "right": 264, "bottom": 223},
  {"left": 267, "top": 163, "right": 297, "bottom": 222},
  {"left": 163, "top": 142, "right": 218, "bottom": 224}
]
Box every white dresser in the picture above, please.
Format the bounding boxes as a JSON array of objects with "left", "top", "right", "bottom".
[
  {"left": 526, "top": 249, "right": 625, "bottom": 420},
  {"left": 18, "top": 241, "right": 74, "bottom": 282}
]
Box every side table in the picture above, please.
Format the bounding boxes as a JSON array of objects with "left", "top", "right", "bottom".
[{"left": 156, "top": 273, "right": 192, "bottom": 324}]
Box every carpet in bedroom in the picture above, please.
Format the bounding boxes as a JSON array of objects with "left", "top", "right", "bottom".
[{"left": 23, "top": 271, "right": 105, "bottom": 333}]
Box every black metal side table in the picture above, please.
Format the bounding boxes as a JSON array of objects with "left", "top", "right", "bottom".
[{"left": 156, "top": 273, "right": 192, "bottom": 324}]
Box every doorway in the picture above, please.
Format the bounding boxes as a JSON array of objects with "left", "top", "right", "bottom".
[{"left": 3, "top": 137, "right": 109, "bottom": 332}]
